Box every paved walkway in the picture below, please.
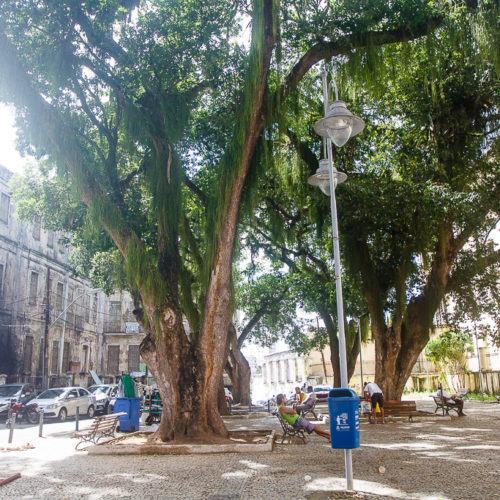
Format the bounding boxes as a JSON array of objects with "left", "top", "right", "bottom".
[{"left": 0, "top": 399, "right": 499, "bottom": 499}]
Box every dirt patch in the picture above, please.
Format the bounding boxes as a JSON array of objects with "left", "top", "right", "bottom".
[
  {"left": 114, "top": 429, "right": 271, "bottom": 446},
  {"left": 87, "top": 429, "right": 275, "bottom": 455}
]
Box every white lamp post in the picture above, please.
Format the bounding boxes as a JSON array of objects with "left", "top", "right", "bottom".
[{"left": 308, "top": 70, "right": 364, "bottom": 491}]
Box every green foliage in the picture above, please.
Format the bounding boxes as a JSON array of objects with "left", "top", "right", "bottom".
[
  {"left": 2, "top": 1, "right": 496, "bottom": 395},
  {"left": 425, "top": 330, "right": 474, "bottom": 374}
]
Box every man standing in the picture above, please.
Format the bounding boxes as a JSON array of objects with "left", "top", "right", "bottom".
[{"left": 364, "top": 381, "right": 385, "bottom": 424}]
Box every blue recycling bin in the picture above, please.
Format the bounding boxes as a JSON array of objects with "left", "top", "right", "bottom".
[
  {"left": 114, "top": 397, "right": 141, "bottom": 432},
  {"left": 327, "top": 388, "right": 360, "bottom": 449}
]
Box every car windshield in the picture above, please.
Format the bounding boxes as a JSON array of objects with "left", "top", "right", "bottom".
[
  {"left": 88, "top": 386, "right": 108, "bottom": 394},
  {"left": 37, "top": 389, "right": 66, "bottom": 399},
  {"left": 314, "top": 387, "right": 331, "bottom": 392},
  {"left": 0, "top": 386, "right": 22, "bottom": 397}
]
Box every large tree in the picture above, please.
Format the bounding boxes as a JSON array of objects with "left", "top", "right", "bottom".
[
  {"left": 0, "top": 0, "right": 452, "bottom": 440},
  {"left": 335, "top": 8, "right": 499, "bottom": 398}
]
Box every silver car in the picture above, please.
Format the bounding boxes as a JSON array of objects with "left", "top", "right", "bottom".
[
  {"left": 88, "top": 384, "right": 118, "bottom": 414},
  {"left": 29, "top": 387, "right": 96, "bottom": 421},
  {"left": 0, "top": 384, "right": 36, "bottom": 417}
]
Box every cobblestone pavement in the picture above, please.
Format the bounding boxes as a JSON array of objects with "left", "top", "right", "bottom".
[{"left": 0, "top": 399, "right": 499, "bottom": 499}]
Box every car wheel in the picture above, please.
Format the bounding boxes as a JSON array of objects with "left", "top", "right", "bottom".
[
  {"left": 58, "top": 407, "right": 68, "bottom": 422},
  {"left": 87, "top": 405, "right": 95, "bottom": 418}
]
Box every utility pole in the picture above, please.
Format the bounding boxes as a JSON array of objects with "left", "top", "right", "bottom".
[{"left": 42, "top": 267, "right": 50, "bottom": 391}]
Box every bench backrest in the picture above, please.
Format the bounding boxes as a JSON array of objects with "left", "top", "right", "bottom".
[
  {"left": 383, "top": 401, "right": 417, "bottom": 411},
  {"left": 275, "top": 412, "right": 294, "bottom": 431},
  {"left": 88, "top": 412, "right": 127, "bottom": 432},
  {"left": 432, "top": 396, "right": 445, "bottom": 406}
]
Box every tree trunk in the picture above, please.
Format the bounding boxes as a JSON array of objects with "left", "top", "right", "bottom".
[
  {"left": 227, "top": 332, "right": 252, "bottom": 405},
  {"left": 373, "top": 322, "right": 429, "bottom": 400},
  {"left": 218, "top": 378, "right": 231, "bottom": 416},
  {"left": 321, "top": 309, "right": 360, "bottom": 387}
]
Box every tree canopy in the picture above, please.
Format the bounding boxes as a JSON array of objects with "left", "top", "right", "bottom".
[{"left": 0, "top": 0, "right": 496, "bottom": 439}]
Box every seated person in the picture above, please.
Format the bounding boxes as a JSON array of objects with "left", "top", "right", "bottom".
[
  {"left": 276, "top": 393, "right": 330, "bottom": 441},
  {"left": 294, "top": 386, "right": 317, "bottom": 414},
  {"left": 293, "top": 386, "right": 307, "bottom": 405},
  {"left": 436, "top": 387, "right": 466, "bottom": 416}
]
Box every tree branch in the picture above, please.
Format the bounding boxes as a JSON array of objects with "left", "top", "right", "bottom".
[{"left": 279, "top": 15, "right": 444, "bottom": 102}]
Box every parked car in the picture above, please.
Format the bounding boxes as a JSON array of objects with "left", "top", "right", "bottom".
[
  {"left": 0, "top": 384, "right": 36, "bottom": 419},
  {"left": 29, "top": 387, "right": 96, "bottom": 421},
  {"left": 313, "top": 385, "right": 333, "bottom": 402},
  {"left": 88, "top": 384, "right": 118, "bottom": 414}
]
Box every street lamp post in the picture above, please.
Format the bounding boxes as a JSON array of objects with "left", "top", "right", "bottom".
[{"left": 308, "top": 70, "right": 364, "bottom": 491}]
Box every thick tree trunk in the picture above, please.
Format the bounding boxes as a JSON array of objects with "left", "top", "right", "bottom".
[
  {"left": 373, "top": 321, "right": 429, "bottom": 400},
  {"left": 363, "top": 227, "right": 460, "bottom": 400},
  {"left": 227, "top": 332, "right": 252, "bottom": 405}
]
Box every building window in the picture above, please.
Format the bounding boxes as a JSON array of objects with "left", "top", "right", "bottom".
[
  {"left": 62, "top": 342, "right": 70, "bottom": 373},
  {"left": 51, "top": 341, "right": 59, "bottom": 374},
  {"left": 92, "top": 295, "right": 97, "bottom": 324},
  {"left": 0, "top": 193, "right": 10, "bottom": 223},
  {"left": 81, "top": 345, "right": 89, "bottom": 372},
  {"left": 84, "top": 295, "right": 90, "bottom": 323},
  {"left": 29, "top": 272, "right": 39, "bottom": 306},
  {"left": 0, "top": 263, "right": 4, "bottom": 298},
  {"left": 32, "top": 220, "right": 41, "bottom": 240},
  {"left": 107, "top": 345, "right": 120, "bottom": 374},
  {"left": 106, "top": 301, "right": 121, "bottom": 332},
  {"left": 23, "top": 336, "right": 33, "bottom": 375},
  {"left": 56, "top": 282, "right": 64, "bottom": 310},
  {"left": 128, "top": 345, "right": 140, "bottom": 372},
  {"left": 47, "top": 231, "right": 54, "bottom": 248}
]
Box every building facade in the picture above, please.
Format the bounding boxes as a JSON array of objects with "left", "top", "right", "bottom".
[
  {"left": 253, "top": 329, "right": 500, "bottom": 399},
  {"left": 0, "top": 165, "right": 144, "bottom": 390}
]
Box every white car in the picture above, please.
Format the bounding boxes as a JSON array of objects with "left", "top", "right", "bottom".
[
  {"left": 88, "top": 384, "right": 118, "bottom": 414},
  {"left": 29, "top": 387, "right": 96, "bottom": 421}
]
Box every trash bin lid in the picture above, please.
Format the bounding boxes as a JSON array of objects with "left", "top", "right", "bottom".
[{"left": 328, "top": 388, "right": 359, "bottom": 399}]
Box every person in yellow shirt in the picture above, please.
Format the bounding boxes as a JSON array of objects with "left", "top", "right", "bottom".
[{"left": 293, "top": 386, "right": 307, "bottom": 405}]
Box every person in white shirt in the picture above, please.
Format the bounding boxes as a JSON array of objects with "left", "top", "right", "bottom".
[
  {"left": 294, "top": 386, "right": 317, "bottom": 414},
  {"left": 363, "top": 381, "right": 385, "bottom": 424},
  {"left": 436, "top": 387, "right": 466, "bottom": 416}
]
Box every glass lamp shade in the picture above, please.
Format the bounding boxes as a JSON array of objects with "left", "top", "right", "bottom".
[
  {"left": 314, "top": 100, "right": 365, "bottom": 147},
  {"left": 307, "top": 159, "right": 347, "bottom": 196}
]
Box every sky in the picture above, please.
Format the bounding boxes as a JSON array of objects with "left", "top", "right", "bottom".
[{"left": 0, "top": 103, "right": 30, "bottom": 176}]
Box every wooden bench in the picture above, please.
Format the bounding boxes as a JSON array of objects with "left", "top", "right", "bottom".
[
  {"left": 432, "top": 396, "right": 460, "bottom": 416},
  {"left": 73, "top": 412, "right": 127, "bottom": 450},
  {"left": 300, "top": 400, "right": 320, "bottom": 421},
  {"left": 274, "top": 411, "right": 306, "bottom": 444},
  {"left": 366, "top": 400, "right": 430, "bottom": 422}
]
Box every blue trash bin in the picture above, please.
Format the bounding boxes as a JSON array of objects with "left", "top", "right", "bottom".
[
  {"left": 114, "top": 397, "right": 141, "bottom": 432},
  {"left": 327, "top": 388, "right": 360, "bottom": 449}
]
